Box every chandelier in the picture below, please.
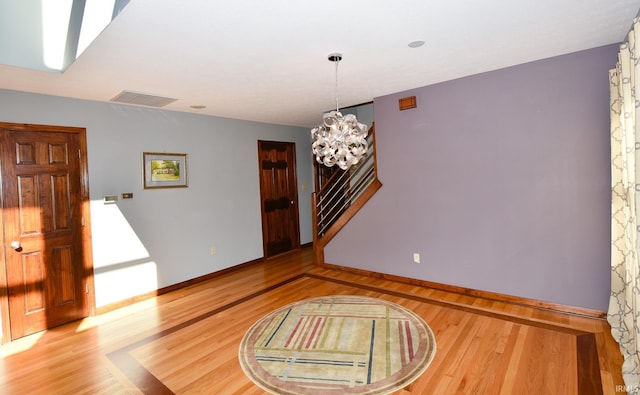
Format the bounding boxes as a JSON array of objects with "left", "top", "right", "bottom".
[{"left": 311, "top": 53, "right": 369, "bottom": 170}]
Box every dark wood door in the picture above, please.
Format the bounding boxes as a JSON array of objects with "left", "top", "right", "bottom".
[
  {"left": 1, "top": 124, "right": 93, "bottom": 340},
  {"left": 258, "top": 141, "right": 300, "bottom": 257}
]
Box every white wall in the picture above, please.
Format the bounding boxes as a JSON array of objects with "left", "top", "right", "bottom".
[{"left": 0, "top": 89, "right": 313, "bottom": 308}]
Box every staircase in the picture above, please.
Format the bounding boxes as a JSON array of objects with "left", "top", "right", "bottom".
[{"left": 311, "top": 123, "right": 382, "bottom": 265}]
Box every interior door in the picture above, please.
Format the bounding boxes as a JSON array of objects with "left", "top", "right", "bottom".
[
  {"left": 0, "top": 123, "right": 93, "bottom": 340},
  {"left": 258, "top": 141, "right": 300, "bottom": 258}
]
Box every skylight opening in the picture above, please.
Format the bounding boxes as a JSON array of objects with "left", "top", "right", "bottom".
[
  {"left": 77, "top": 0, "right": 116, "bottom": 58},
  {"left": 39, "top": 0, "right": 124, "bottom": 71},
  {"left": 42, "top": 0, "right": 73, "bottom": 70}
]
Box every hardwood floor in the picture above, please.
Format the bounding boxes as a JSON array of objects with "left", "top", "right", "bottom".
[{"left": 0, "top": 247, "right": 626, "bottom": 394}]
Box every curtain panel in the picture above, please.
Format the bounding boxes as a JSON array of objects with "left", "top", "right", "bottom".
[{"left": 609, "top": 17, "right": 640, "bottom": 394}]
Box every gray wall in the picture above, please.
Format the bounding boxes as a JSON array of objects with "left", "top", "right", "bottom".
[
  {"left": 0, "top": 90, "right": 313, "bottom": 307},
  {"left": 325, "top": 44, "right": 618, "bottom": 312}
]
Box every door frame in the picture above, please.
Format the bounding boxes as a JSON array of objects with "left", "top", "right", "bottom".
[
  {"left": 0, "top": 122, "right": 95, "bottom": 344},
  {"left": 257, "top": 140, "right": 301, "bottom": 258}
]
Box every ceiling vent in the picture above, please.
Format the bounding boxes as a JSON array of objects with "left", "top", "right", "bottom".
[{"left": 110, "top": 90, "right": 177, "bottom": 107}]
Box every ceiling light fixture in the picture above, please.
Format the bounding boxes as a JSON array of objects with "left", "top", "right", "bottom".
[{"left": 311, "top": 53, "right": 369, "bottom": 170}]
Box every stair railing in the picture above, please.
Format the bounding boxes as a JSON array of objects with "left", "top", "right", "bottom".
[{"left": 311, "top": 124, "right": 381, "bottom": 264}]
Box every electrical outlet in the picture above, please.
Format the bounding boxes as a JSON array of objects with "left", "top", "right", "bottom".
[
  {"left": 210, "top": 246, "right": 217, "bottom": 255},
  {"left": 413, "top": 253, "right": 420, "bottom": 264}
]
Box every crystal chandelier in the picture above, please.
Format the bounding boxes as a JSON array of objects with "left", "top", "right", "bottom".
[{"left": 311, "top": 53, "right": 369, "bottom": 170}]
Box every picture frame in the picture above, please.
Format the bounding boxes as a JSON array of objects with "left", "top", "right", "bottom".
[{"left": 143, "top": 152, "right": 188, "bottom": 189}]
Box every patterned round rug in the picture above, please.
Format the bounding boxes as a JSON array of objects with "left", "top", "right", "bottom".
[{"left": 238, "top": 295, "right": 436, "bottom": 395}]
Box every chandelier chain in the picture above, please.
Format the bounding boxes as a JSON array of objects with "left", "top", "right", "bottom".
[{"left": 335, "top": 58, "right": 339, "bottom": 112}]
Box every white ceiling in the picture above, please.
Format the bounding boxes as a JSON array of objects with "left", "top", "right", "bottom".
[{"left": 0, "top": 0, "right": 638, "bottom": 128}]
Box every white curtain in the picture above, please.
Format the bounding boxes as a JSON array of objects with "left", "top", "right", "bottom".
[{"left": 609, "top": 17, "right": 640, "bottom": 394}]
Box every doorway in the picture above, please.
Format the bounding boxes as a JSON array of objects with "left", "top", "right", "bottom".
[
  {"left": 257, "top": 141, "right": 300, "bottom": 258},
  {"left": 0, "top": 122, "right": 94, "bottom": 342}
]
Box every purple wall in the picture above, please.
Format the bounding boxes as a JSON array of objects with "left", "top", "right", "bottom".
[{"left": 324, "top": 44, "right": 619, "bottom": 312}]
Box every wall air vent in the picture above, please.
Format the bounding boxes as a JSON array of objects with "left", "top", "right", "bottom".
[
  {"left": 399, "top": 96, "right": 417, "bottom": 111},
  {"left": 110, "top": 90, "right": 177, "bottom": 108}
]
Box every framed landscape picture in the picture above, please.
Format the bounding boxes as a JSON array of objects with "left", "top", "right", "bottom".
[{"left": 143, "top": 152, "right": 188, "bottom": 189}]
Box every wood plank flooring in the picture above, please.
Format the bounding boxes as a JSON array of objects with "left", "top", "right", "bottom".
[{"left": 0, "top": 247, "right": 626, "bottom": 394}]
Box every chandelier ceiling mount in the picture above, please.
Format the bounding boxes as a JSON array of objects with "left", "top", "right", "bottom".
[{"left": 310, "top": 53, "right": 369, "bottom": 170}]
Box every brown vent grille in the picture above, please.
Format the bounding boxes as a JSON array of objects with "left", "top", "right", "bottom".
[
  {"left": 110, "top": 90, "right": 177, "bottom": 108},
  {"left": 399, "top": 96, "right": 417, "bottom": 111}
]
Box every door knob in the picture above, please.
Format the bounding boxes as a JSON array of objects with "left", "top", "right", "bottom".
[{"left": 10, "top": 241, "right": 21, "bottom": 250}]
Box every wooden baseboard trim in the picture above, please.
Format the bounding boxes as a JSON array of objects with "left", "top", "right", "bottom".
[
  {"left": 95, "top": 249, "right": 605, "bottom": 320},
  {"left": 321, "top": 261, "right": 607, "bottom": 319},
  {"left": 95, "top": 256, "right": 266, "bottom": 314}
]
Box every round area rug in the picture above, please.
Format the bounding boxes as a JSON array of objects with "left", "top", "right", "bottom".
[{"left": 238, "top": 295, "right": 436, "bottom": 395}]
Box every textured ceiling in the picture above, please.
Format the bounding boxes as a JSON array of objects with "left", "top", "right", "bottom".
[{"left": 0, "top": 0, "right": 638, "bottom": 128}]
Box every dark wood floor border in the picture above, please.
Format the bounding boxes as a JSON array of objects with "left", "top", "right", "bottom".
[
  {"left": 98, "top": 248, "right": 313, "bottom": 315},
  {"left": 321, "top": 261, "right": 607, "bottom": 319},
  {"left": 106, "top": 273, "right": 603, "bottom": 395},
  {"left": 577, "top": 333, "right": 604, "bottom": 395},
  {"left": 106, "top": 274, "right": 304, "bottom": 395},
  {"left": 305, "top": 273, "right": 589, "bottom": 335},
  {"left": 107, "top": 348, "right": 174, "bottom": 395}
]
